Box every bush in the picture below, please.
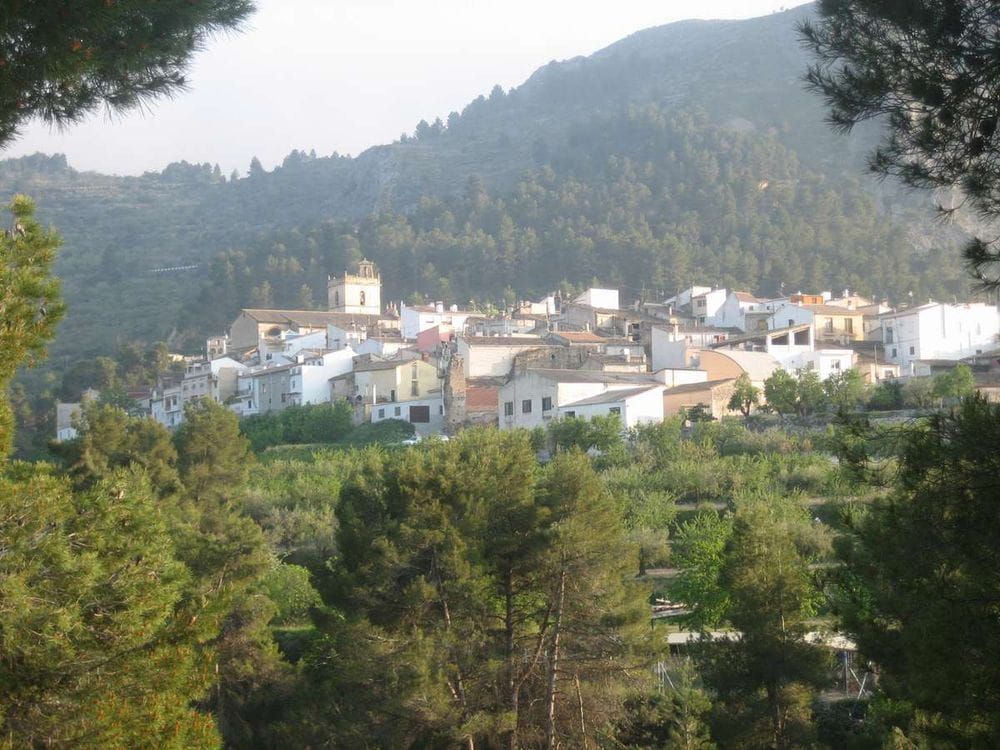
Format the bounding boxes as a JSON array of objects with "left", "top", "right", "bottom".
[
  {"left": 338, "top": 418, "right": 415, "bottom": 446},
  {"left": 241, "top": 401, "right": 355, "bottom": 451},
  {"left": 263, "top": 560, "right": 322, "bottom": 625},
  {"left": 867, "top": 380, "right": 904, "bottom": 411}
]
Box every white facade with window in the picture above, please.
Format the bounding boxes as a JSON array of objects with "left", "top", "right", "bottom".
[
  {"left": 557, "top": 385, "right": 664, "bottom": 428},
  {"left": 497, "top": 369, "right": 660, "bottom": 430},
  {"left": 400, "top": 303, "right": 478, "bottom": 339},
  {"left": 776, "top": 349, "right": 855, "bottom": 381},
  {"left": 371, "top": 395, "right": 445, "bottom": 436},
  {"left": 880, "top": 302, "right": 1000, "bottom": 374}
]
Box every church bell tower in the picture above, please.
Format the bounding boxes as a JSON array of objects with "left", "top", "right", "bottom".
[{"left": 328, "top": 259, "right": 381, "bottom": 314}]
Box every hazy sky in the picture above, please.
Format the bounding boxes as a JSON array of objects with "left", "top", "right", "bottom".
[{"left": 6, "top": 0, "right": 796, "bottom": 176}]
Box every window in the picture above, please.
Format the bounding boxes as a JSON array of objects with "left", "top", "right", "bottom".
[
  {"left": 788, "top": 319, "right": 794, "bottom": 328},
  {"left": 281, "top": 393, "right": 287, "bottom": 403},
  {"left": 504, "top": 401, "right": 514, "bottom": 417},
  {"left": 891, "top": 348, "right": 898, "bottom": 358},
  {"left": 359, "top": 290, "right": 366, "bottom": 306},
  {"left": 334, "top": 290, "right": 339, "bottom": 307},
  {"left": 378, "top": 408, "right": 385, "bottom": 418},
  {"left": 411, "top": 381, "right": 419, "bottom": 397},
  {"left": 394, "top": 406, "right": 401, "bottom": 416},
  {"left": 390, "top": 389, "right": 396, "bottom": 402},
  {"left": 824, "top": 318, "right": 834, "bottom": 332},
  {"left": 845, "top": 318, "right": 854, "bottom": 334},
  {"left": 609, "top": 407, "right": 621, "bottom": 415},
  {"left": 909, "top": 346, "right": 915, "bottom": 355},
  {"left": 439, "top": 405, "right": 444, "bottom": 414},
  {"left": 522, "top": 399, "right": 532, "bottom": 414},
  {"left": 886, "top": 328, "right": 894, "bottom": 343},
  {"left": 409, "top": 405, "right": 430, "bottom": 423},
  {"left": 542, "top": 396, "right": 552, "bottom": 411},
  {"left": 564, "top": 410, "right": 575, "bottom": 418}
]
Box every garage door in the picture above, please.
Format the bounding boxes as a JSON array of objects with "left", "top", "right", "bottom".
[{"left": 409, "top": 405, "right": 430, "bottom": 423}]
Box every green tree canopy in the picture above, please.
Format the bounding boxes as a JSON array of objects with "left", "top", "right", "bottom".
[
  {"left": 0, "top": 0, "right": 255, "bottom": 147},
  {"left": 801, "top": 0, "right": 1000, "bottom": 285},
  {"left": 833, "top": 396, "right": 1000, "bottom": 745}
]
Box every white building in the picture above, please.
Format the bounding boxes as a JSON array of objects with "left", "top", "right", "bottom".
[
  {"left": 690, "top": 288, "right": 729, "bottom": 325},
  {"left": 149, "top": 384, "right": 183, "bottom": 428},
  {"left": 457, "top": 335, "right": 548, "bottom": 378},
  {"left": 652, "top": 324, "right": 731, "bottom": 371},
  {"left": 354, "top": 335, "right": 409, "bottom": 359},
  {"left": 764, "top": 301, "right": 815, "bottom": 332},
  {"left": 572, "top": 288, "right": 620, "bottom": 310},
  {"left": 400, "top": 302, "right": 479, "bottom": 340},
  {"left": 371, "top": 394, "right": 446, "bottom": 437},
  {"left": 778, "top": 349, "right": 856, "bottom": 381},
  {"left": 663, "top": 285, "right": 712, "bottom": 311},
  {"left": 710, "top": 291, "right": 779, "bottom": 330},
  {"left": 881, "top": 302, "right": 1000, "bottom": 374},
  {"left": 497, "top": 369, "right": 659, "bottom": 430},
  {"left": 557, "top": 384, "right": 665, "bottom": 427},
  {"left": 234, "top": 348, "right": 356, "bottom": 416},
  {"left": 327, "top": 321, "right": 370, "bottom": 351}
]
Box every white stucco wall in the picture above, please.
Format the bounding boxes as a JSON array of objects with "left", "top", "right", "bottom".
[{"left": 883, "top": 303, "right": 1000, "bottom": 373}]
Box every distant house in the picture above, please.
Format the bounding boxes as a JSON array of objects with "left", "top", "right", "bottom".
[
  {"left": 651, "top": 324, "right": 731, "bottom": 370},
  {"left": 54, "top": 389, "right": 98, "bottom": 442},
  {"left": 497, "top": 369, "right": 659, "bottom": 430},
  {"left": 711, "top": 291, "right": 776, "bottom": 330},
  {"left": 557, "top": 384, "right": 665, "bottom": 427},
  {"left": 801, "top": 304, "right": 866, "bottom": 345},
  {"left": 331, "top": 358, "right": 442, "bottom": 416},
  {"left": 689, "top": 288, "right": 729, "bottom": 324},
  {"left": 229, "top": 309, "right": 385, "bottom": 354},
  {"left": 400, "top": 302, "right": 479, "bottom": 339},
  {"left": 881, "top": 302, "right": 1000, "bottom": 374},
  {"left": 572, "top": 288, "right": 620, "bottom": 310},
  {"left": 353, "top": 334, "right": 408, "bottom": 359},
  {"left": 370, "top": 395, "right": 445, "bottom": 436},
  {"left": 662, "top": 379, "right": 739, "bottom": 419},
  {"left": 456, "top": 335, "right": 550, "bottom": 378},
  {"left": 233, "top": 349, "right": 356, "bottom": 416},
  {"left": 416, "top": 324, "right": 454, "bottom": 354}
]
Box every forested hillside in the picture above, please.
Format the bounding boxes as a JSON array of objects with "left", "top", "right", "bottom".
[
  {"left": 178, "top": 106, "right": 969, "bottom": 348},
  {"left": 0, "top": 3, "right": 973, "bottom": 365}
]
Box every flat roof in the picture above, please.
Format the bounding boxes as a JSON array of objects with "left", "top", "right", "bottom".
[
  {"left": 663, "top": 378, "right": 736, "bottom": 395},
  {"left": 523, "top": 368, "right": 658, "bottom": 385},
  {"left": 561, "top": 385, "right": 663, "bottom": 407}
]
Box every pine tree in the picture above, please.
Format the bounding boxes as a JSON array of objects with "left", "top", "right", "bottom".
[
  {"left": 0, "top": 1, "right": 255, "bottom": 147},
  {"left": 0, "top": 196, "right": 65, "bottom": 455},
  {"left": 0, "top": 468, "right": 221, "bottom": 748}
]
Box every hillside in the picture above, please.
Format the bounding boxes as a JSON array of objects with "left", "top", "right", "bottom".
[{"left": 0, "top": 3, "right": 970, "bottom": 366}]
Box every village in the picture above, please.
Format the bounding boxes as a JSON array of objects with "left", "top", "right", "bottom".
[{"left": 56, "top": 258, "right": 1000, "bottom": 441}]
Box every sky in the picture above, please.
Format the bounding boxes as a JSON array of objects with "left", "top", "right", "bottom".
[{"left": 5, "top": 0, "right": 796, "bottom": 176}]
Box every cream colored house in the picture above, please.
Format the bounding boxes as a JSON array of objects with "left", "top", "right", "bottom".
[
  {"left": 802, "top": 304, "right": 866, "bottom": 344},
  {"left": 331, "top": 358, "right": 442, "bottom": 408}
]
